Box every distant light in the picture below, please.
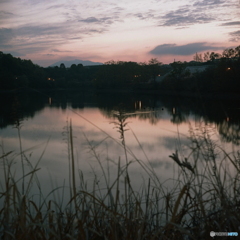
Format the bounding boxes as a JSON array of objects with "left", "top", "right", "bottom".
[
  {"left": 227, "top": 68, "right": 231, "bottom": 71},
  {"left": 134, "top": 101, "right": 142, "bottom": 109}
]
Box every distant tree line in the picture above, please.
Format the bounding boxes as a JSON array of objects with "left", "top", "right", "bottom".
[
  {"left": 0, "top": 52, "right": 163, "bottom": 90},
  {"left": 159, "top": 46, "right": 240, "bottom": 94},
  {"left": 0, "top": 46, "right": 239, "bottom": 94},
  {"left": 193, "top": 46, "right": 240, "bottom": 62},
  {"left": 94, "top": 58, "right": 163, "bottom": 89},
  {"left": 0, "top": 51, "right": 48, "bottom": 89}
]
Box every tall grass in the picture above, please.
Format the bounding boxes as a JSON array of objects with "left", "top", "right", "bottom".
[{"left": 0, "top": 116, "right": 239, "bottom": 239}]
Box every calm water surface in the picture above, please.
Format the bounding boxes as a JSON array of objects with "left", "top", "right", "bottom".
[{"left": 0, "top": 91, "right": 239, "bottom": 200}]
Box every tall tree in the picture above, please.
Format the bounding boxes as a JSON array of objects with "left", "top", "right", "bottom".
[
  {"left": 148, "top": 58, "right": 162, "bottom": 82},
  {"left": 193, "top": 53, "right": 203, "bottom": 62},
  {"left": 204, "top": 52, "right": 211, "bottom": 62},
  {"left": 60, "top": 63, "right": 66, "bottom": 69},
  {"left": 222, "top": 48, "right": 235, "bottom": 58},
  {"left": 210, "top": 52, "right": 221, "bottom": 61}
]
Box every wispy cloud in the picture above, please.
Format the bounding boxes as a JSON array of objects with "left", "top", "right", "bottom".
[
  {"left": 46, "top": 4, "right": 66, "bottom": 10},
  {"left": 79, "top": 16, "right": 114, "bottom": 25},
  {"left": 0, "top": 10, "right": 16, "bottom": 24},
  {"left": 160, "top": 9, "right": 214, "bottom": 27},
  {"left": 133, "top": 0, "right": 234, "bottom": 27},
  {"left": 230, "top": 30, "right": 240, "bottom": 36},
  {"left": 149, "top": 42, "right": 224, "bottom": 56},
  {"left": 0, "top": 0, "right": 238, "bottom": 65},
  {"left": 0, "top": 0, "right": 125, "bottom": 57},
  {"left": 229, "top": 30, "right": 240, "bottom": 42},
  {"left": 133, "top": 11, "right": 156, "bottom": 21},
  {"left": 157, "top": 0, "right": 228, "bottom": 27},
  {"left": 52, "top": 49, "right": 72, "bottom": 53},
  {"left": 0, "top": 19, "right": 109, "bottom": 55},
  {"left": 221, "top": 21, "right": 240, "bottom": 26},
  {"left": 193, "top": 0, "right": 225, "bottom": 7},
  {"left": 79, "top": 17, "right": 100, "bottom": 23},
  {"left": 0, "top": 28, "right": 14, "bottom": 47},
  {"left": 0, "top": 10, "right": 14, "bottom": 16}
]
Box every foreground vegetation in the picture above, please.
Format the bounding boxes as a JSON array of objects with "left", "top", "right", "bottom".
[{"left": 0, "top": 113, "right": 240, "bottom": 240}]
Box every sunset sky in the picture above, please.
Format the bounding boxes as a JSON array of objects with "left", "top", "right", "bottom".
[{"left": 1, "top": 0, "right": 240, "bottom": 67}]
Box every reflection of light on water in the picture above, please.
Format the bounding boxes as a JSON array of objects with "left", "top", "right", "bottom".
[
  {"left": 1, "top": 99, "right": 239, "bottom": 208},
  {"left": 134, "top": 101, "right": 142, "bottom": 110}
]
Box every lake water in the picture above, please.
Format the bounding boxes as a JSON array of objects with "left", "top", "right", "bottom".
[{"left": 0, "top": 90, "right": 239, "bottom": 203}]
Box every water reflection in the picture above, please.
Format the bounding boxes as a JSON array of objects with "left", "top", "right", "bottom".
[
  {"left": 134, "top": 101, "right": 142, "bottom": 110},
  {"left": 1, "top": 90, "right": 239, "bottom": 205},
  {"left": 0, "top": 91, "right": 240, "bottom": 146},
  {"left": 171, "top": 107, "right": 186, "bottom": 124},
  {"left": 218, "top": 121, "right": 240, "bottom": 145}
]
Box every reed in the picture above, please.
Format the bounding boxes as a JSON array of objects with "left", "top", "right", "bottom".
[{"left": 0, "top": 116, "right": 239, "bottom": 240}]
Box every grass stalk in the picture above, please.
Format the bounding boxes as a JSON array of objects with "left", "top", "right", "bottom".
[
  {"left": 69, "top": 119, "right": 77, "bottom": 211},
  {"left": 1, "top": 111, "right": 240, "bottom": 239}
]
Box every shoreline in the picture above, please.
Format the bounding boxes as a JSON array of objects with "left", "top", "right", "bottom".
[{"left": 1, "top": 87, "right": 240, "bottom": 100}]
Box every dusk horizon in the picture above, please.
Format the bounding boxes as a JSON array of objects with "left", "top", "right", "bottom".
[{"left": 1, "top": 0, "right": 240, "bottom": 67}]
